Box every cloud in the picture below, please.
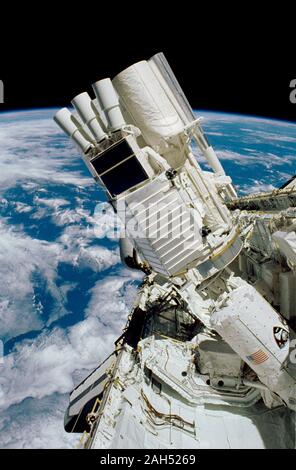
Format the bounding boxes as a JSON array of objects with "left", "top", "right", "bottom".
[
  {"left": 0, "top": 269, "right": 141, "bottom": 410},
  {"left": 0, "top": 393, "right": 77, "bottom": 449},
  {"left": 214, "top": 150, "right": 296, "bottom": 167},
  {"left": 200, "top": 111, "right": 296, "bottom": 129},
  {"left": 75, "top": 245, "right": 120, "bottom": 272},
  {"left": 239, "top": 128, "right": 296, "bottom": 143},
  {"left": 0, "top": 268, "right": 142, "bottom": 448},
  {"left": 32, "top": 196, "right": 95, "bottom": 227},
  {"left": 0, "top": 318, "right": 113, "bottom": 409},
  {"left": 15, "top": 202, "right": 33, "bottom": 213},
  {"left": 84, "top": 271, "right": 143, "bottom": 333},
  {"left": 240, "top": 181, "right": 276, "bottom": 195},
  {"left": 0, "top": 112, "right": 92, "bottom": 191},
  {"left": 34, "top": 196, "right": 70, "bottom": 210},
  {"left": 52, "top": 208, "right": 89, "bottom": 226},
  {"left": 0, "top": 214, "right": 121, "bottom": 342},
  {"left": 0, "top": 219, "right": 64, "bottom": 341},
  {"left": 57, "top": 221, "right": 120, "bottom": 269}
]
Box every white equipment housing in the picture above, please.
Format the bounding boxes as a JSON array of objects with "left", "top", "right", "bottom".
[
  {"left": 54, "top": 52, "right": 296, "bottom": 449},
  {"left": 211, "top": 283, "right": 296, "bottom": 410},
  {"left": 121, "top": 174, "right": 204, "bottom": 276},
  {"left": 113, "top": 60, "right": 185, "bottom": 148}
]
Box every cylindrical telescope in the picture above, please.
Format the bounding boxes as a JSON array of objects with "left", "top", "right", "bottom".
[
  {"left": 112, "top": 61, "right": 184, "bottom": 148},
  {"left": 194, "top": 128, "right": 225, "bottom": 175},
  {"left": 54, "top": 108, "right": 93, "bottom": 153},
  {"left": 203, "top": 146, "right": 225, "bottom": 175},
  {"left": 92, "top": 78, "right": 125, "bottom": 132},
  {"left": 71, "top": 92, "right": 107, "bottom": 142}
]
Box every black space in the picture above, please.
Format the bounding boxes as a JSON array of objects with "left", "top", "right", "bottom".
[{"left": 0, "top": 10, "right": 295, "bottom": 122}]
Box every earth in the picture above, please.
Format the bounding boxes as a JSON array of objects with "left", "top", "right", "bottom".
[{"left": 0, "top": 109, "right": 295, "bottom": 448}]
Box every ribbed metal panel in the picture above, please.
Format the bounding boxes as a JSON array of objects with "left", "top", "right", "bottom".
[{"left": 123, "top": 177, "right": 203, "bottom": 276}]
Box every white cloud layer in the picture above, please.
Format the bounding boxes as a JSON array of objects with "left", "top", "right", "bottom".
[
  {"left": 0, "top": 394, "right": 77, "bottom": 449},
  {"left": 0, "top": 112, "right": 91, "bottom": 190},
  {"left": 0, "top": 272, "right": 141, "bottom": 448},
  {"left": 0, "top": 219, "right": 63, "bottom": 341},
  {"left": 0, "top": 217, "right": 120, "bottom": 342}
]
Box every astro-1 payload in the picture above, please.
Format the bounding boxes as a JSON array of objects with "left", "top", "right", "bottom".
[{"left": 54, "top": 53, "right": 296, "bottom": 449}]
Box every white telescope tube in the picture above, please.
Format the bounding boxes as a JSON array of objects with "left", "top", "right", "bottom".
[
  {"left": 203, "top": 146, "right": 225, "bottom": 175},
  {"left": 71, "top": 92, "right": 107, "bottom": 142},
  {"left": 54, "top": 108, "right": 93, "bottom": 153},
  {"left": 194, "top": 128, "right": 225, "bottom": 175},
  {"left": 92, "top": 78, "right": 125, "bottom": 132},
  {"left": 112, "top": 61, "right": 184, "bottom": 148}
]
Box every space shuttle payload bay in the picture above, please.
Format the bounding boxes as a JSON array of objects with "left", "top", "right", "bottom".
[{"left": 54, "top": 53, "right": 296, "bottom": 449}]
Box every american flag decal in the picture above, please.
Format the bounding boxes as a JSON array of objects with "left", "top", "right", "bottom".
[{"left": 246, "top": 349, "right": 269, "bottom": 365}]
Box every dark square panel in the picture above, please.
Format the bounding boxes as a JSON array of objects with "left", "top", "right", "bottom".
[
  {"left": 90, "top": 139, "right": 134, "bottom": 175},
  {"left": 100, "top": 156, "right": 148, "bottom": 196}
]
